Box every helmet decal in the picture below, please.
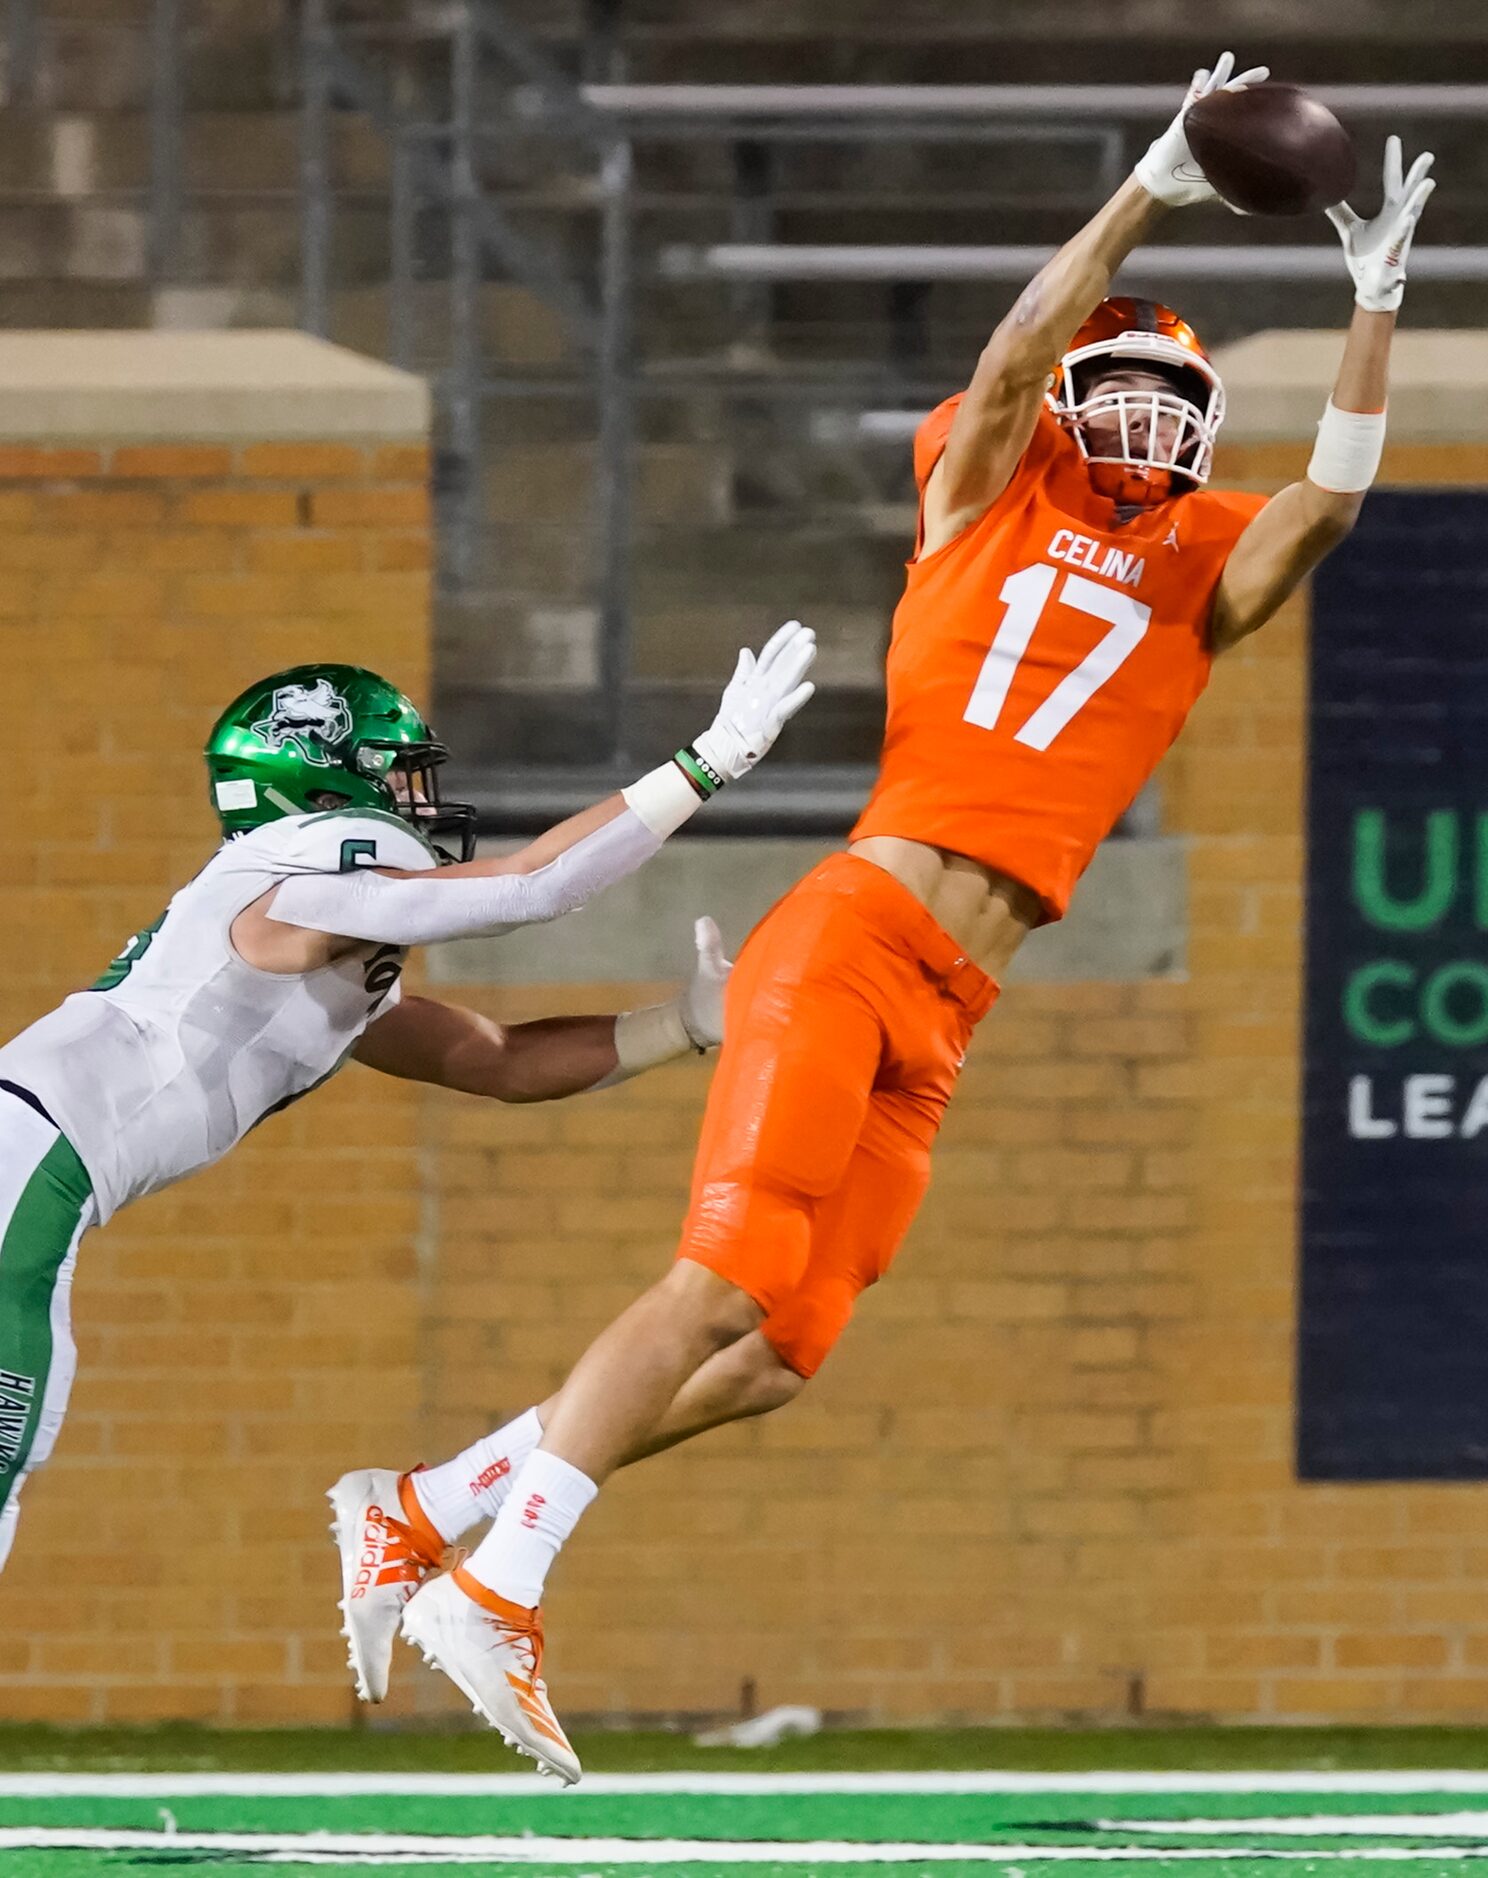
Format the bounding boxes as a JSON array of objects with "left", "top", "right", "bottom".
[
  {"left": 249, "top": 679, "right": 353, "bottom": 767},
  {"left": 205, "top": 662, "right": 479, "bottom": 863},
  {"left": 213, "top": 778, "right": 258, "bottom": 811}
]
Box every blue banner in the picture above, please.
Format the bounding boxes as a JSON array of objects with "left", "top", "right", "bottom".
[{"left": 1299, "top": 490, "right": 1488, "bottom": 1480}]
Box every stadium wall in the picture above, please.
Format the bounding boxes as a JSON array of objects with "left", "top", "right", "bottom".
[
  {"left": 5, "top": 331, "right": 1488, "bottom": 1730},
  {"left": 0, "top": 332, "right": 434, "bottom": 1723}
]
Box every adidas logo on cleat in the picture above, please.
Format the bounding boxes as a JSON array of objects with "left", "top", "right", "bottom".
[
  {"left": 328, "top": 1468, "right": 441, "bottom": 1707},
  {"left": 350, "top": 1505, "right": 391, "bottom": 1601}
]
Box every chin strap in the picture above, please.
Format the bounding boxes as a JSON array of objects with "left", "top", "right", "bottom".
[{"left": 1087, "top": 462, "right": 1179, "bottom": 509}]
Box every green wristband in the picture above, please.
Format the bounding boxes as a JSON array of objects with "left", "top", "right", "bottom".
[{"left": 674, "top": 746, "right": 725, "bottom": 799}]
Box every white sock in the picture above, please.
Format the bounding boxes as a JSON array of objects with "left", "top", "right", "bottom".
[
  {"left": 465, "top": 1449, "right": 597, "bottom": 1607},
  {"left": 411, "top": 1407, "right": 544, "bottom": 1543}
]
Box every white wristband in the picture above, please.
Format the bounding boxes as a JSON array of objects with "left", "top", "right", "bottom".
[
  {"left": 1307, "top": 399, "right": 1387, "bottom": 494},
  {"left": 604, "top": 998, "right": 698, "bottom": 1086},
  {"left": 622, "top": 761, "right": 706, "bottom": 839}
]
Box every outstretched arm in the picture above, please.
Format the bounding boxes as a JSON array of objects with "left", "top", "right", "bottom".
[
  {"left": 356, "top": 996, "right": 622, "bottom": 1103},
  {"left": 236, "top": 624, "right": 814, "bottom": 969},
  {"left": 352, "top": 918, "right": 730, "bottom": 1102},
  {"left": 922, "top": 182, "right": 1164, "bottom": 555},
  {"left": 1212, "top": 136, "right": 1435, "bottom": 653},
  {"left": 922, "top": 52, "right": 1267, "bottom": 557}
]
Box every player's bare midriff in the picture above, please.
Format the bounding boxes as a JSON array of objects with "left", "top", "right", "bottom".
[{"left": 847, "top": 834, "right": 1041, "bottom": 979}]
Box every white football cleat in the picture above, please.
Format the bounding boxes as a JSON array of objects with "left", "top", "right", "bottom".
[
  {"left": 401, "top": 1566, "right": 581, "bottom": 1786},
  {"left": 328, "top": 1466, "right": 446, "bottom": 1703}
]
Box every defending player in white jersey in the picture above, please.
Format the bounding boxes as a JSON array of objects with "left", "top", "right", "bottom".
[{"left": 0, "top": 633, "right": 816, "bottom": 1575}]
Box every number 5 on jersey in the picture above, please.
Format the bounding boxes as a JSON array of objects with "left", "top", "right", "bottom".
[{"left": 965, "top": 563, "right": 1151, "bottom": 751}]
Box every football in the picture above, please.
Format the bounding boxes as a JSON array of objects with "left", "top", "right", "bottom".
[{"left": 1184, "top": 81, "right": 1357, "bottom": 216}]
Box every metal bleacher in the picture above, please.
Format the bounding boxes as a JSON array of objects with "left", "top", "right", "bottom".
[{"left": 3, "top": 0, "right": 1488, "bottom": 825}]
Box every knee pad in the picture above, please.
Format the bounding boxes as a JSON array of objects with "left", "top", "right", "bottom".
[
  {"left": 761, "top": 1279, "right": 857, "bottom": 1380},
  {"left": 677, "top": 1178, "right": 815, "bottom": 1318}
]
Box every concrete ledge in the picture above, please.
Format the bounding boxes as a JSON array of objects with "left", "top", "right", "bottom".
[
  {"left": 429, "top": 837, "right": 1186, "bottom": 988},
  {"left": 0, "top": 331, "right": 428, "bottom": 440},
  {"left": 1215, "top": 330, "right": 1488, "bottom": 443}
]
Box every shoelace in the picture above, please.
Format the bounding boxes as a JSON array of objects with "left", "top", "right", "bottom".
[
  {"left": 376, "top": 1512, "right": 446, "bottom": 1585},
  {"left": 486, "top": 1607, "right": 545, "bottom": 1691}
]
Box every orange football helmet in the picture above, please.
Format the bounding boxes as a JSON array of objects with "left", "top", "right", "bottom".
[{"left": 1046, "top": 297, "right": 1225, "bottom": 508}]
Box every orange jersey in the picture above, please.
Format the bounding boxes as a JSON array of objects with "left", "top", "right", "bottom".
[{"left": 851, "top": 397, "right": 1267, "bottom": 921}]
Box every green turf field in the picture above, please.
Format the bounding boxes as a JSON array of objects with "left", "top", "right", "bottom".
[
  {"left": 8, "top": 1734, "right": 1488, "bottom": 1876},
  {"left": 9, "top": 1724, "right": 1488, "bottom": 1774}
]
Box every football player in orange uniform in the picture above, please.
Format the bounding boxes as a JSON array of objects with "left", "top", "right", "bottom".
[{"left": 358, "top": 57, "right": 1435, "bottom": 1780}]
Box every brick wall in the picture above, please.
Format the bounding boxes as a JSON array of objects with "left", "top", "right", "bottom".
[
  {"left": 376, "top": 975, "right": 1198, "bottom": 1727},
  {"left": 0, "top": 391, "right": 432, "bottom": 1722},
  {"left": 1148, "top": 441, "right": 1488, "bottom": 1725},
  {"left": 6, "top": 409, "right": 1488, "bottom": 1725},
  {"left": 388, "top": 440, "right": 1488, "bottom": 1730}
]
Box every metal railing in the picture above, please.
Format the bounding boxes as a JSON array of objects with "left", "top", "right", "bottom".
[
  {"left": 659, "top": 244, "right": 1488, "bottom": 283},
  {"left": 6, "top": 0, "right": 1481, "bottom": 819},
  {"left": 578, "top": 83, "right": 1488, "bottom": 120},
  {"left": 2, "top": 0, "right": 191, "bottom": 288},
  {"left": 297, "top": 0, "right": 671, "bottom": 788},
  {"left": 289, "top": 43, "right": 1488, "bottom": 815},
  {"left": 5, "top": 0, "right": 36, "bottom": 103}
]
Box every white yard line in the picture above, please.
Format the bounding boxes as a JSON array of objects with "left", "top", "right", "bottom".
[
  {"left": 1118, "top": 1815, "right": 1488, "bottom": 1838},
  {"left": 7, "top": 1771, "right": 1488, "bottom": 1798},
  {"left": 5, "top": 1827, "right": 1488, "bottom": 1863},
  {"left": 241, "top": 1854, "right": 1488, "bottom": 1869}
]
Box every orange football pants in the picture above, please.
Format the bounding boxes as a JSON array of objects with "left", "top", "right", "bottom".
[{"left": 676, "top": 851, "right": 999, "bottom": 1377}]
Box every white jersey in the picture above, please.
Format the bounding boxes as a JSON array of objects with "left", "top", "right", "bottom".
[{"left": 0, "top": 809, "right": 435, "bottom": 1224}]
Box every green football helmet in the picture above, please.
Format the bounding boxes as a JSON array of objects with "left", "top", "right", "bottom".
[{"left": 204, "top": 663, "right": 477, "bottom": 862}]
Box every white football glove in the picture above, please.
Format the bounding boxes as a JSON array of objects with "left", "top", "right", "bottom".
[
  {"left": 609, "top": 916, "right": 731, "bottom": 1076},
  {"left": 1327, "top": 134, "right": 1435, "bottom": 314},
  {"left": 691, "top": 620, "right": 817, "bottom": 785},
  {"left": 1134, "top": 50, "right": 1270, "bottom": 208},
  {"left": 678, "top": 914, "right": 730, "bottom": 1050}
]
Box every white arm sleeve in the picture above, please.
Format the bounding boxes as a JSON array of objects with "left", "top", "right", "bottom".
[{"left": 266, "top": 805, "right": 663, "bottom": 945}]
